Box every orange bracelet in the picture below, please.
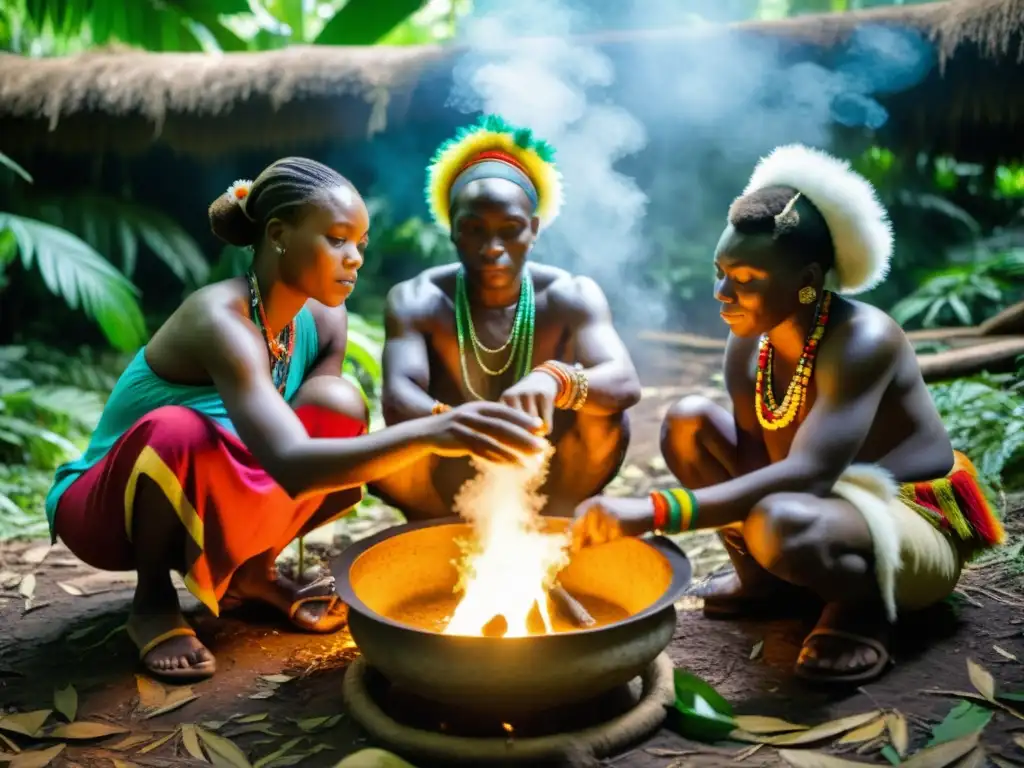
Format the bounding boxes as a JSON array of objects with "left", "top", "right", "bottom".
[
  {"left": 534, "top": 361, "right": 573, "bottom": 407},
  {"left": 431, "top": 401, "right": 451, "bottom": 415}
]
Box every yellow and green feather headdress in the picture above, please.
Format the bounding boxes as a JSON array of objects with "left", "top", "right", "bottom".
[{"left": 425, "top": 115, "right": 564, "bottom": 233}]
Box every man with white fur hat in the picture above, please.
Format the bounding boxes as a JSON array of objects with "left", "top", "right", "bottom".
[{"left": 571, "top": 145, "right": 1004, "bottom": 684}]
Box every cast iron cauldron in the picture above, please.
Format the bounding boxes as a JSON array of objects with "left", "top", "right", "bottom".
[{"left": 333, "top": 517, "right": 691, "bottom": 720}]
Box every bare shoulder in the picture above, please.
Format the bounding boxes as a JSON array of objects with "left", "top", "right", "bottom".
[
  {"left": 174, "top": 279, "right": 247, "bottom": 337},
  {"left": 386, "top": 266, "right": 454, "bottom": 327},
  {"left": 305, "top": 300, "right": 348, "bottom": 346},
  {"left": 819, "top": 298, "right": 905, "bottom": 381},
  {"left": 542, "top": 267, "right": 609, "bottom": 321}
]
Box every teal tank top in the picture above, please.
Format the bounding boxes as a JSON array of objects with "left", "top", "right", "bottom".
[{"left": 44, "top": 307, "right": 320, "bottom": 537}]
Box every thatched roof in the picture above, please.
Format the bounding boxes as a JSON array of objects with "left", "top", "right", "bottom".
[{"left": 0, "top": 0, "right": 1021, "bottom": 162}]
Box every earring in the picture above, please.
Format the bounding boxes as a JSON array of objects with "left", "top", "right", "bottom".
[
  {"left": 798, "top": 286, "right": 817, "bottom": 304},
  {"left": 276, "top": 244, "right": 285, "bottom": 255}
]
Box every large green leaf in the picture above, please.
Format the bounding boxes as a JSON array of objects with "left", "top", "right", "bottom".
[
  {"left": 315, "top": 0, "right": 426, "bottom": 45},
  {"left": 0, "top": 151, "right": 32, "bottom": 184},
  {"left": 0, "top": 213, "right": 147, "bottom": 352},
  {"left": 19, "top": 195, "right": 209, "bottom": 286}
]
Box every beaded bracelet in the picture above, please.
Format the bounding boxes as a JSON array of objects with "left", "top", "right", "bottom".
[
  {"left": 650, "top": 488, "right": 699, "bottom": 534},
  {"left": 534, "top": 361, "right": 590, "bottom": 411},
  {"left": 431, "top": 401, "right": 451, "bottom": 415}
]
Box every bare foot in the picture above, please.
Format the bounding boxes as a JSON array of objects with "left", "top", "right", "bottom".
[
  {"left": 795, "top": 602, "right": 891, "bottom": 684},
  {"left": 228, "top": 562, "right": 347, "bottom": 633},
  {"left": 127, "top": 612, "right": 216, "bottom": 683}
]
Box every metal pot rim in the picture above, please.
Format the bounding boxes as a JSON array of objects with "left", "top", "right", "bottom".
[{"left": 332, "top": 516, "right": 693, "bottom": 643}]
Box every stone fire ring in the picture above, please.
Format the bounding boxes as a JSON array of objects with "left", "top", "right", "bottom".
[{"left": 342, "top": 652, "right": 676, "bottom": 765}]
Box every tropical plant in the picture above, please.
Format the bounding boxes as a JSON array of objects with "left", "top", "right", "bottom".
[
  {"left": 1, "top": 0, "right": 456, "bottom": 55},
  {"left": 0, "top": 344, "right": 121, "bottom": 539},
  {"left": 891, "top": 248, "right": 1024, "bottom": 329},
  {"left": 929, "top": 372, "right": 1024, "bottom": 492},
  {"left": 0, "top": 152, "right": 147, "bottom": 351}
]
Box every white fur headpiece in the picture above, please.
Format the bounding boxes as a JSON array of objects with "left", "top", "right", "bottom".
[{"left": 740, "top": 144, "right": 893, "bottom": 295}]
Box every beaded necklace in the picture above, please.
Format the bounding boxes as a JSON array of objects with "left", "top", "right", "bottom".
[
  {"left": 755, "top": 290, "right": 831, "bottom": 431},
  {"left": 454, "top": 267, "right": 535, "bottom": 401},
  {"left": 246, "top": 270, "right": 295, "bottom": 394}
]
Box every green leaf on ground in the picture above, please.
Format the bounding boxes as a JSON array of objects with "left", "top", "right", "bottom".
[
  {"left": 927, "top": 700, "right": 993, "bottom": 747},
  {"left": 52, "top": 686, "right": 77, "bottom": 722},
  {"left": 669, "top": 669, "right": 736, "bottom": 742}
]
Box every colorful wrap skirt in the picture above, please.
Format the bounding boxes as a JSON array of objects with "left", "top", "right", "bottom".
[{"left": 53, "top": 404, "right": 366, "bottom": 616}]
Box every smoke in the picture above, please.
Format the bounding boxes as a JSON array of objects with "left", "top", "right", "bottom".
[{"left": 447, "top": 0, "right": 935, "bottom": 332}]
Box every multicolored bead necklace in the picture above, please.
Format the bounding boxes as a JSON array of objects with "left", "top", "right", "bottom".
[
  {"left": 755, "top": 290, "right": 832, "bottom": 431},
  {"left": 454, "top": 267, "right": 535, "bottom": 401},
  {"left": 246, "top": 270, "right": 295, "bottom": 394}
]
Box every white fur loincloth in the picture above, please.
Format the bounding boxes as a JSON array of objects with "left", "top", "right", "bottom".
[{"left": 830, "top": 465, "right": 962, "bottom": 623}]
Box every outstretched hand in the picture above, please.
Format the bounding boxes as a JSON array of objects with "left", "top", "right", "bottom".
[
  {"left": 429, "top": 401, "right": 547, "bottom": 464},
  {"left": 500, "top": 371, "right": 560, "bottom": 434},
  {"left": 570, "top": 495, "right": 657, "bottom": 552}
]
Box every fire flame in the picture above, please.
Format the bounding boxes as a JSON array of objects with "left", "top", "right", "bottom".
[{"left": 443, "top": 447, "right": 570, "bottom": 638}]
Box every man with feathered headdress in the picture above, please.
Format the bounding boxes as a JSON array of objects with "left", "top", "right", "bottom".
[
  {"left": 573, "top": 145, "right": 1003, "bottom": 685},
  {"left": 370, "top": 115, "right": 641, "bottom": 518}
]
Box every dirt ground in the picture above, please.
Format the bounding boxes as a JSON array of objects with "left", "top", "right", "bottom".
[{"left": 2, "top": 354, "right": 1023, "bottom": 767}]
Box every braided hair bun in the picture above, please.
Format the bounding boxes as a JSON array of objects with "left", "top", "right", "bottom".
[{"left": 208, "top": 158, "right": 352, "bottom": 248}]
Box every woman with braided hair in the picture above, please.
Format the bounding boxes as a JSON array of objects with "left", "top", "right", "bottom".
[
  {"left": 46, "top": 157, "right": 547, "bottom": 682},
  {"left": 572, "top": 145, "right": 1003, "bottom": 685}
]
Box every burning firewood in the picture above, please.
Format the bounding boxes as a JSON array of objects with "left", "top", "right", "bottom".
[{"left": 550, "top": 584, "right": 596, "bottom": 628}]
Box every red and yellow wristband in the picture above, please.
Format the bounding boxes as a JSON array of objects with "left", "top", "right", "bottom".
[
  {"left": 534, "top": 360, "right": 589, "bottom": 411},
  {"left": 651, "top": 488, "right": 699, "bottom": 534}
]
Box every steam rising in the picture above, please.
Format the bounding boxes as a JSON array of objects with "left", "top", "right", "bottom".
[{"left": 447, "top": 0, "right": 935, "bottom": 331}]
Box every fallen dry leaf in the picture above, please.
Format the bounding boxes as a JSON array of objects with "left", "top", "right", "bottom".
[
  {"left": 838, "top": 718, "right": 886, "bottom": 745},
  {"left": 770, "top": 711, "right": 881, "bottom": 746},
  {"left": 53, "top": 685, "right": 77, "bottom": 722},
  {"left": 885, "top": 711, "right": 908, "bottom": 758},
  {"left": 112, "top": 761, "right": 142, "bottom": 768},
  {"left": 903, "top": 731, "right": 980, "bottom": 767},
  {"left": 0, "top": 570, "right": 21, "bottom": 589},
  {"left": 109, "top": 733, "right": 154, "bottom": 751},
  {"left": 8, "top": 743, "right": 65, "bottom": 768},
  {"left": 957, "top": 746, "right": 986, "bottom": 768},
  {"left": 0, "top": 732, "right": 21, "bottom": 753},
  {"left": 253, "top": 737, "right": 302, "bottom": 768},
  {"left": 259, "top": 675, "right": 293, "bottom": 685},
  {"left": 0, "top": 711, "right": 52, "bottom": 737},
  {"left": 57, "top": 583, "right": 84, "bottom": 597},
  {"left": 750, "top": 640, "right": 764, "bottom": 660},
  {"left": 135, "top": 675, "right": 167, "bottom": 708},
  {"left": 733, "top": 716, "right": 808, "bottom": 735},
  {"left": 248, "top": 691, "right": 275, "bottom": 700},
  {"left": 143, "top": 688, "right": 198, "bottom": 719},
  {"left": 181, "top": 725, "right": 208, "bottom": 762},
  {"left": 644, "top": 748, "right": 694, "bottom": 757},
  {"left": 18, "top": 575, "right": 35, "bottom": 600},
  {"left": 1014, "top": 734, "right": 1024, "bottom": 749},
  {"left": 994, "top": 645, "right": 1019, "bottom": 662},
  {"left": 294, "top": 715, "right": 341, "bottom": 732},
  {"left": 222, "top": 724, "right": 280, "bottom": 738},
  {"left": 236, "top": 714, "right": 268, "bottom": 725},
  {"left": 779, "top": 749, "right": 870, "bottom": 767},
  {"left": 48, "top": 722, "right": 128, "bottom": 740},
  {"left": 138, "top": 729, "right": 179, "bottom": 755},
  {"left": 21, "top": 546, "right": 51, "bottom": 565},
  {"left": 967, "top": 659, "right": 996, "bottom": 702},
  {"left": 196, "top": 726, "right": 252, "bottom": 768}
]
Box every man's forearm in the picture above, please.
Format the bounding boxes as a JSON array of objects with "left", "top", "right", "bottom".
[
  {"left": 381, "top": 379, "right": 440, "bottom": 425},
  {"left": 571, "top": 361, "right": 641, "bottom": 415}
]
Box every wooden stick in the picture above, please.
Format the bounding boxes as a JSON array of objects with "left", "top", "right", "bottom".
[{"left": 550, "top": 584, "right": 596, "bottom": 627}]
